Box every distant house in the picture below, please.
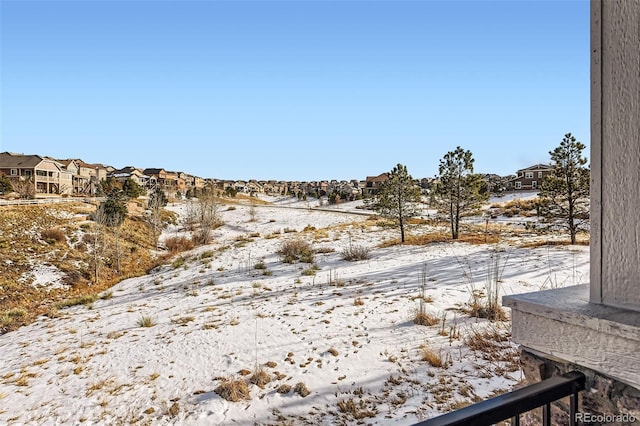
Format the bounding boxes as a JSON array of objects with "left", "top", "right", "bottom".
[
  {"left": 143, "top": 168, "right": 168, "bottom": 190},
  {"left": 363, "top": 173, "right": 389, "bottom": 195},
  {"left": 164, "top": 171, "right": 186, "bottom": 193},
  {"left": 108, "top": 166, "right": 150, "bottom": 187},
  {"left": 246, "top": 180, "right": 263, "bottom": 194},
  {"left": 58, "top": 159, "right": 107, "bottom": 195},
  {"left": 0, "top": 152, "right": 72, "bottom": 195},
  {"left": 506, "top": 164, "right": 552, "bottom": 191}
]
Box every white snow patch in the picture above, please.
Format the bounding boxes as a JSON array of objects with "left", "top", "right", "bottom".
[{"left": 22, "top": 263, "right": 67, "bottom": 290}]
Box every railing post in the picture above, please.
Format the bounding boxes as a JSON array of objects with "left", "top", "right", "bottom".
[
  {"left": 542, "top": 403, "right": 551, "bottom": 426},
  {"left": 570, "top": 390, "right": 579, "bottom": 426}
]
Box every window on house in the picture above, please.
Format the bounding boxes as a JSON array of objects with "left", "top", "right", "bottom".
[
  {"left": 532, "top": 181, "right": 537, "bottom": 189},
  {"left": 525, "top": 172, "right": 534, "bottom": 179},
  {"left": 515, "top": 181, "right": 522, "bottom": 189},
  {"left": 538, "top": 171, "right": 543, "bottom": 178},
  {"left": 10, "top": 169, "right": 17, "bottom": 176},
  {"left": 24, "top": 170, "right": 32, "bottom": 177},
  {"left": 37, "top": 170, "right": 47, "bottom": 177}
]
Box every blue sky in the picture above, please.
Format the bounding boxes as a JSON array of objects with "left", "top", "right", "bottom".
[{"left": 1, "top": 0, "right": 590, "bottom": 181}]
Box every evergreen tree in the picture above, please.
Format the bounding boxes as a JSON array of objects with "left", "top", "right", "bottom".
[
  {"left": 122, "top": 178, "right": 144, "bottom": 198},
  {"left": 539, "top": 133, "right": 590, "bottom": 244},
  {"left": 368, "top": 163, "right": 422, "bottom": 243},
  {"left": 100, "top": 177, "right": 122, "bottom": 197},
  {"left": 437, "top": 147, "right": 488, "bottom": 239},
  {"left": 100, "top": 195, "right": 127, "bottom": 228},
  {"left": 98, "top": 194, "right": 127, "bottom": 274},
  {"left": 148, "top": 187, "right": 168, "bottom": 209},
  {"left": 0, "top": 175, "right": 13, "bottom": 194},
  {"left": 147, "top": 188, "right": 168, "bottom": 248}
]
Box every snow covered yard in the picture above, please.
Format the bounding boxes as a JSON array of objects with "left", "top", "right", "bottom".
[{"left": 0, "top": 198, "right": 589, "bottom": 425}]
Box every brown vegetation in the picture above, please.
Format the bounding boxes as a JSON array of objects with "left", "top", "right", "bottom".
[
  {"left": 0, "top": 203, "right": 158, "bottom": 334},
  {"left": 379, "top": 230, "right": 501, "bottom": 248},
  {"left": 164, "top": 236, "right": 195, "bottom": 253},
  {"left": 278, "top": 239, "right": 314, "bottom": 264},
  {"left": 214, "top": 378, "right": 251, "bottom": 402}
]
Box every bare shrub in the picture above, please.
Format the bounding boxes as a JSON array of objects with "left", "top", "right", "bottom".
[
  {"left": 414, "top": 264, "right": 439, "bottom": 326},
  {"left": 185, "top": 193, "right": 223, "bottom": 245},
  {"left": 41, "top": 228, "right": 66, "bottom": 244},
  {"left": 341, "top": 243, "right": 371, "bottom": 261},
  {"left": 214, "top": 378, "right": 251, "bottom": 402},
  {"left": 165, "top": 236, "right": 195, "bottom": 253},
  {"left": 278, "top": 239, "right": 314, "bottom": 264}
]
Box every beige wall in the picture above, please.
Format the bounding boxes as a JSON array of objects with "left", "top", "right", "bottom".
[{"left": 591, "top": 0, "right": 640, "bottom": 311}]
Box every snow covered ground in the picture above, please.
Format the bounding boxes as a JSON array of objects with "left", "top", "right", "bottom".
[{"left": 0, "top": 197, "right": 589, "bottom": 425}]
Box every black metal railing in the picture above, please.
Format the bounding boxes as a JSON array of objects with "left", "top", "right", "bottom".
[{"left": 415, "top": 371, "right": 586, "bottom": 426}]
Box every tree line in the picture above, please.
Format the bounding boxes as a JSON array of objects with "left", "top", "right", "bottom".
[{"left": 368, "top": 133, "right": 590, "bottom": 244}]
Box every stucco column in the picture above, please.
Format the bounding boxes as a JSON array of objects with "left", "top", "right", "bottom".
[{"left": 590, "top": 0, "right": 640, "bottom": 312}]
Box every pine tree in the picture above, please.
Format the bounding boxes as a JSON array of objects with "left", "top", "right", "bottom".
[
  {"left": 437, "top": 147, "right": 487, "bottom": 239},
  {"left": 147, "top": 188, "right": 168, "bottom": 248},
  {"left": 539, "top": 133, "right": 590, "bottom": 244},
  {"left": 122, "top": 178, "right": 144, "bottom": 198},
  {"left": 368, "top": 163, "right": 422, "bottom": 243}
]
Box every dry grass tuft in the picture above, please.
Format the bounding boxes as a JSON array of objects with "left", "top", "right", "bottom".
[
  {"left": 137, "top": 315, "right": 156, "bottom": 328},
  {"left": 413, "top": 310, "right": 439, "bottom": 326},
  {"left": 327, "top": 347, "right": 339, "bottom": 357},
  {"left": 419, "top": 344, "right": 444, "bottom": 367},
  {"left": 214, "top": 378, "right": 251, "bottom": 402},
  {"left": 249, "top": 367, "right": 272, "bottom": 389},
  {"left": 57, "top": 295, "right": 97, "bottom": 310},
  {"left": 519, "top": 238, "right": 589, "bottom": 248},
  {"left": 276, "top": 384, "right": 291, "bottom": 394},
  {"left": 465, "top": 325, "right": 518, "bottom": 366},
  {"left": 380, "top": 231, "right": 501, "bottom": 248},
  {"left": 465, "top": 291, "right": 508, "bottom": 322},
  {"left": 41, "top": 228, "right": 66, "bottom": 244},
  {"left": 171, "top": 316, "right": 195, "bottom": 325},
  {"left": 491, "top": 198, "right": 543, "bottom": 217},
  {"left": 293, "top": 382, "right": 310, "bottom": 397},
  {"left": 164, "top": 236, "right": 195, "bottom": 253},
  {"left": 337, "top": 398, "right": 377, "bottom": 419}
]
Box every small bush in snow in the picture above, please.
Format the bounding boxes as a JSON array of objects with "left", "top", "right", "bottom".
[
  {"left": 341, "top": 244, "right": 371, "bottom": 261},
  {"left": 278, "top": 239, "right": 314, "bottom": 264}
]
